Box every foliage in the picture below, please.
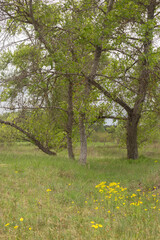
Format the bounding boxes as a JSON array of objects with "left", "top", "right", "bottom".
[
  {"left": 115, "top": 114, "right": 160, "bottom": 147},
  {"left": 0, "top": 113, "right": 23, "bottom": 143},
  {"left": 0, "top": 110, "right": 67, "bottom": 151}
]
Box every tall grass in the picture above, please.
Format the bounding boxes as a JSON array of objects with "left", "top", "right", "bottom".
[{"left": 0, "top": 142, "right": 160, "bottom": 239}]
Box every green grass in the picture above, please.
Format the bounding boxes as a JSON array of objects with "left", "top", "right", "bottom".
[{"left": 0, "top": 142, "right": 160, "bottom": 239}]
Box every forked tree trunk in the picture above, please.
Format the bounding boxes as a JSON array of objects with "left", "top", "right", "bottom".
[
  {"left": 79, "top": 112, "right": 87, "bottom": 165},
  {"left": 66, "top": 80, "right": 75, "bottom": 159},
  {"left": 126, "top": 113, "right": 140, "bottom": 159}
]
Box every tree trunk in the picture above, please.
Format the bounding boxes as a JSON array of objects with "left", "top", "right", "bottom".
[
  {"left": 126, "top": 0, "right": 156, "bottom": 160},
  {"left": 67, "top": 133, "right": 74, "bottom": 159},
  {"left": 66, "top": 80, "right": 75, "bottom": 159},
  {"left": 126, "top": 113, "right": 140, "bottom": 159},
  {"left": 79, "top": 113, "right": 87, "bottom": 165}
]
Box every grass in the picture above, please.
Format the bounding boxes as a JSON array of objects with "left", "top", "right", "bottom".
[{"left": 0, "top": 142, "right": 160, "bottom": 239}]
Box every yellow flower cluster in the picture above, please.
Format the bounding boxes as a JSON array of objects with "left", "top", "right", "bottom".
[
  {"left": 90, "top": 221, "right": 103, "bottom": 229},
  {"left": 130, "top": 200, "right": 143, "bottom": 206},
  {"left": 95, "top": 182, "right": 127, "bottom": 200},
  {"left": 93, "top": 181, "right": 160, "bottom": 220},
  {"left": 4, "top": 217, "right": 32, "bottom": 231}
]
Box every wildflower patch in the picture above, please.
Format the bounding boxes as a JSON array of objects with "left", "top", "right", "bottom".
[{"left": 89, "top": 181, "right": 160, "bottom": 230}]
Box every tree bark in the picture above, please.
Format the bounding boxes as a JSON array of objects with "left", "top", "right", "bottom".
[
  {"left": 67, "top": 133, "right": 74, "bottom": 159},
  {"left": 78, "top": 77, "right": 91, "bottom": 165},
  {"left": 79, "top": 112, "right": 87, "bottom": 165},
  {"left": 126, "top": 112, "right": 140, "bottom": 159},
  {"left": 66, "top": 80, "right": 75, "bottom": 159}
]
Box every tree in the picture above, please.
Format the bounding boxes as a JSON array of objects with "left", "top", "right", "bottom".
[
  {"left": 0, "top": 0, "right": 103, "bottom": 164},
  {"left": 0, "top": 0, "right": 160, "bottom": 161},
  {"left": 62, "top": 0, "right": 160, "bottom": 159},
  {"left": 0, "top": 42, "right": 76, "bottom": 157}
]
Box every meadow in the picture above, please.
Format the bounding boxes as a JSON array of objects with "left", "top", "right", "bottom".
[{"left": 0, "top": 141, "right": 160, "bottom": 240}]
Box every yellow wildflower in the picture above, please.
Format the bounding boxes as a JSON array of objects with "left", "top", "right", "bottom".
[
  {"left": 131, "top": 194, "right": 136, "bottom": 198},
  {"left": 109, "top": 182, "right": 120, "bottom": 187},
  {"left": 151, "top": 206, "right": 156, "bottom": 209},
  {"left": 14, "top": 226, "right": 18, "bottom": 229},
  {"left": 46, "top": 189, "right": 52, "bottom": 192},
  {"left": 5, "top": 223, "right": 10, "bottom": 227},
  {"left": 20, "top": 218, "right": 24, "bottom": 222},
  {"left": 119, "top": 196, "right": 124, "bottom": 199},
  {"left": 130, "top": 202, "right": 135, "bottom": 206},
  {"left": 92, "top": 225, "right": 98, "bottom": 229}
]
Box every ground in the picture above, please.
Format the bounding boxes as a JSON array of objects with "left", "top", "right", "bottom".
[{"left": 0, "top": 141, "right": 160, "bottom": 239}]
